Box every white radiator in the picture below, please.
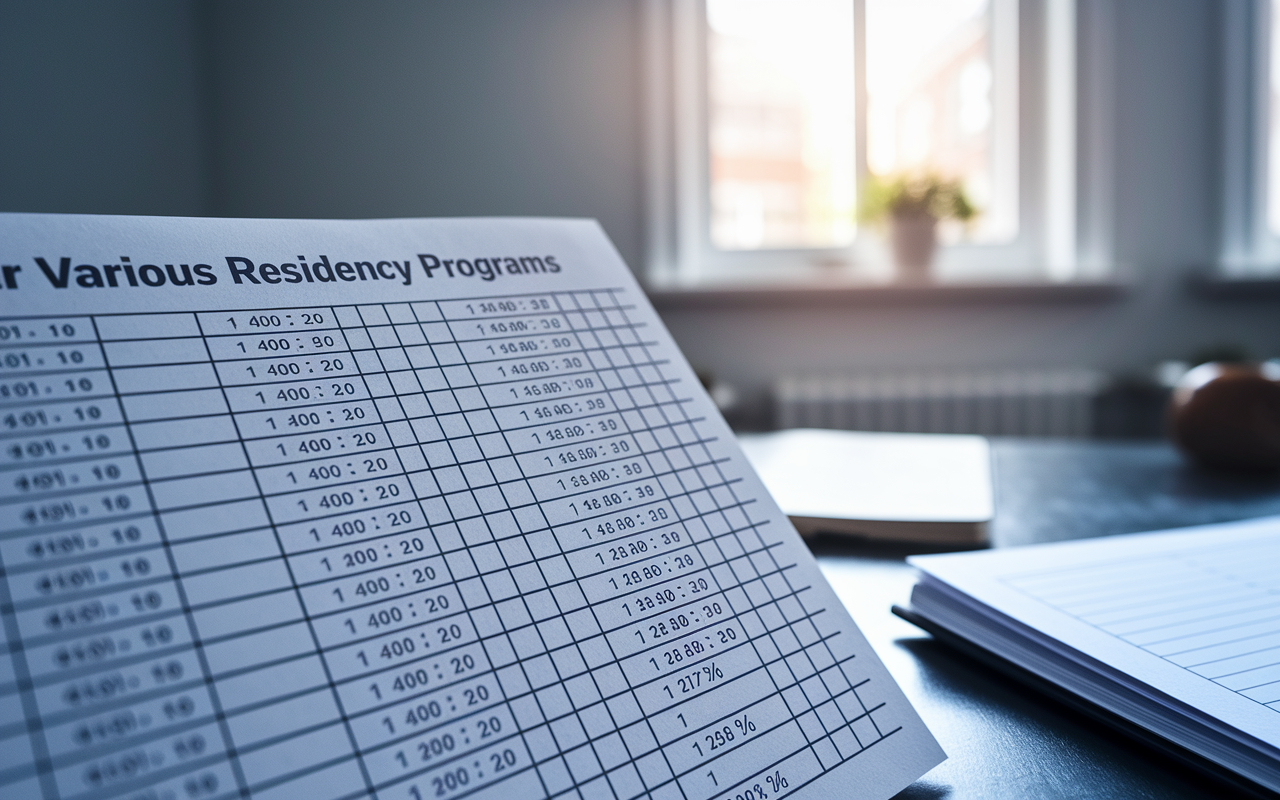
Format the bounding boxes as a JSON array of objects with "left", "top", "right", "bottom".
[{"left": 774, "top": 369, "right": 1106, "bottom": 437}]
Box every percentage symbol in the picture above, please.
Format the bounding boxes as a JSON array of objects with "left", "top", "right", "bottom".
[
  {"left": 734, "top": 714, "right": 756, "bottom": 734},
  {"left": 766, "top": 772, "right": 788, "bottom": 793}
]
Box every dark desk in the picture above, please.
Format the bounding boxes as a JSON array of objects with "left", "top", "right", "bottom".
[{"left": 811, "top": 438, "right": 1280, "bottom": 800}]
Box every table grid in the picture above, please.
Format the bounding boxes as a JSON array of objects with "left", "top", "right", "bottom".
[
  {"left": 1002, "top": 538, "right": 1280, "bottom": 711},
  {"left": 0, "top": 291, "right": 898, "bottom": 800}
]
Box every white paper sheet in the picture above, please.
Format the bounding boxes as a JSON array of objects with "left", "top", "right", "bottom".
[
  {"left": 911, "top": 517, "right": 1280, "bottom": 765},
  {"left": 739, "top": 429, "right": 991, "bottom": 528},
  {"left": 0, "top": 214, "right": 942, "bottom": 800}
]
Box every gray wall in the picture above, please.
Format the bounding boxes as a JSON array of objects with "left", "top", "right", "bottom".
[
  {"left": 2, "top": 0, "right": 1277, "bottom": 418},
  {"left": 205, "top": 0, "right": 644, "bottom": 272},
  {"left": 0, "top": 1, "right": 211, "bottom": 216}
]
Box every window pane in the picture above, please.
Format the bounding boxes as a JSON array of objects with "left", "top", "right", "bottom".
[
  {"left": 706, "top": 0, "right": 856, "bottom": 250},
  {"left": 1269, "top": 1, "right": 1280, "bottom": 236},
  {"left": 866, "top": 0, "right": 1016, "bottom": 242}
]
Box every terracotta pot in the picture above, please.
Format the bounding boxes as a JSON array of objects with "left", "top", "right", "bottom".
[
  {"left": 1169, "top": 361, "right": 1280, "bottom": 471},
  {"left": 890, "top": 212, "right": 938, "bottom": 283}
]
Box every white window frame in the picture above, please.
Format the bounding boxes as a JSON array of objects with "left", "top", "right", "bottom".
[
  {"left": 1220, "top": 0, "right": 1280, "bottom": 275},
  {"left": 643, "top": 0, "right": 1102, "bottom": 289}
]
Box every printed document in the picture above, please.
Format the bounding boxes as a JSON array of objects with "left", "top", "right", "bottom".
[{"left": 0, "top": 214, "right": 943, "bottom": 800}]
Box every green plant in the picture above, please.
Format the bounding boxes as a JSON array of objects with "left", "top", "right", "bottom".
[{"left": 858, "top": 172, "right": 977, "bottom": 224}]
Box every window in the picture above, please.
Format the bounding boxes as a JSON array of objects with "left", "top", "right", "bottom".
[
  {"left": 863, "top": 0, "right": 1017, "bottom": 245},
  {"left": 644, "top": 0, "right": 1088, "bottom": 288},
  {"left": 1221, "top": 0, "right": 1280, "bottom": 274},
  {"left": 1271, "top": 2, "right": 1280, "bottom": 239},
  {"left": 705, "top": 0, "right": 856, "bottom": 251}
]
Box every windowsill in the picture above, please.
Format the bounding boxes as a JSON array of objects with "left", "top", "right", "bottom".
[
  {"left": 645, "top": 276, "right": 1129, "bottom": 309},
  {"left": 1189, "top": 271, "right": 1280, "bottom": 299}
]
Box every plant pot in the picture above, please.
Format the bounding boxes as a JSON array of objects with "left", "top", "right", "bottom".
[{"left": 889, "top": 212, "right": 938, "bottom": 283}]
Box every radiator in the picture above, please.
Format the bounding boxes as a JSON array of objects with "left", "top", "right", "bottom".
[{"left": 774, "top": 369, "right": 1106, "bottom": 437}]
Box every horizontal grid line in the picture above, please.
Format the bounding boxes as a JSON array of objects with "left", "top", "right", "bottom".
[{"left": 0, "top": 298, "right": 860, "bottom": 800}]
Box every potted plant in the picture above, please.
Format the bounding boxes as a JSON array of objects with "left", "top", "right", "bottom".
[{"left": 859, "top": 172, "right": 976, "bottom": 283}]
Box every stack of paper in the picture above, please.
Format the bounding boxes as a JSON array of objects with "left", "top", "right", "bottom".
[
  {"left": 902, "top": 517, "right": 1280, "bottom": 794},
  {"left": 738, "top": 429, "right": 992, "bottom": 545}
]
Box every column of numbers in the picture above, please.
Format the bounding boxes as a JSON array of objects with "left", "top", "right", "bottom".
[
  {"left": 433, "top": 294, "right": 701, "bottom": 800},
  {"left": 330, "top": 303, "right": 522, "bottom": 800},
  {"left": 200, "top": 307, "right": 396, "bottom": 800},
  {"left": 425, "top": 296, "right": 625, "bottom": 800},
  {"left": 549, "top": 292, "right": 760, "bottom": 800},
  {"left": 1, "top": 315, "right": 239, "bottom": 800},
  {"left": 604, "top": 293, "right": 897, "bottom": 800}
]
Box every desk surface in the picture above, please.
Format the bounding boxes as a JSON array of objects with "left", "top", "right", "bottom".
[{"left": 811, "top": 438, "right": 1280, "bottom": 799}]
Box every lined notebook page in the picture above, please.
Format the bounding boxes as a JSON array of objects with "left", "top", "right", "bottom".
[
  {"left": 0, "top": 214, "right": 942, "bottom": 800},
  {"left": 1002, "top": 537, "right": 1280, "bottom": 710},
  {"left": 912, "top": 516, "right": 1280, "bottom": 750}
]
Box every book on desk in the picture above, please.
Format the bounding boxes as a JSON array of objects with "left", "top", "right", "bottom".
[{"left": 738, "top": 428, "right": 993, "bottom": 545}]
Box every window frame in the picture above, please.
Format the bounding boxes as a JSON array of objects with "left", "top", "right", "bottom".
[
  {"left": 1219, "top": 0, "right": 1280, "bottom": 276},
  {"left": 643, "top": 0, "right": 1098, "bottom": 290}
]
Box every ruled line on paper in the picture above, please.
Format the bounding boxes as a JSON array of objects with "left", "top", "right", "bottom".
[{"left": 1002, "top": 539, "right": 1280, "bottom": 709}]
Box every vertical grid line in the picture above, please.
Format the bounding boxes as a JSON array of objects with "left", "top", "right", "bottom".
[
  {"left": 612, "top": 289, "right": 882, "bottom": 754},
  {"left": 398, "top": 302, "right": 553, "bottom": 800},
  {"left": 193, "top": 311, "right": 378, "bottom": 799},
  {"left": 91, "top": 314, "right": 252, "bottom": 799},
  {"left": 444, "top": 295, "right": 632, "bottom": 800},
  {"left": 0, "top": 529, "right": 57, "bottom": 800},
  {"left": 599, "top": 291, "right": 836, "bottom": 779},
  {"left": 556, "top": 291, "right": 695, "bottom": 800}
]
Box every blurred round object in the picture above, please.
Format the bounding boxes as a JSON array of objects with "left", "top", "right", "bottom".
[{"left": 1169, "top": 361, "right": 1280, "bottom": 471}]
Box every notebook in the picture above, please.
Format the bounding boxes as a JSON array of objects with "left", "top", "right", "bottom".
[
  {"left": 737, "top": 429, "right": 992, "bottom": 545},
  {"left": 0, "top": 214, "right": 943, "bottom": 800},
  {"left": 901, "top": 516, "right": 1280, "bottom": 795}
]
